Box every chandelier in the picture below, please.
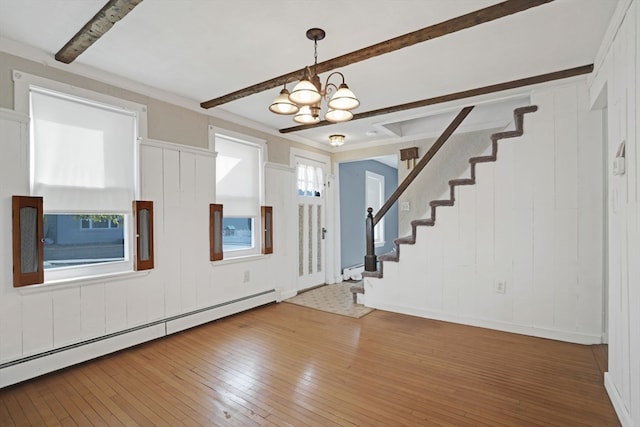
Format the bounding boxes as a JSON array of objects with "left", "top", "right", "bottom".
[{"left": 269, "top": 28, "right": 360, "bottom": 124}]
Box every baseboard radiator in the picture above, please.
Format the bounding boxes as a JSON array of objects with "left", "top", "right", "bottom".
[{"left": 0, "top": 289, "right": 277, "bottom": 388}]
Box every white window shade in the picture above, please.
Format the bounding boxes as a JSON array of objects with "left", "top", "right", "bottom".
[
  {"left": 30, "top": 87, "right": 137, "bottom": 213},
  {"left": 216, "top": 136, "right": 261, "bottom": 216}
]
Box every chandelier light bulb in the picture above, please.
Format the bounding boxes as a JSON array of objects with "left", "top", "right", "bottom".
[
  {"left": 289, "top": 80, "right": 321, "bottom": 106},
  {"left": 327, "top": 84, "right": 360, "bottom": 111},
  {"left": 294, "top": 105, "right": 320, "bottom": 124},
  {"left": 269, "top": 88, "right": 299, "bottom": 115},
  {"left": 325, "top": 108, "right": 353, "bottom": 123}
]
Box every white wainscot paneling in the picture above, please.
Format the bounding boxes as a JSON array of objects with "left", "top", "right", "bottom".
[
  {"left": 80, "top": 283, "right": 106, "bottom": 340},
  {"left": 0, "top": 294, "right": 23, "bottom": 363},
  {"left": 265, "top": 164, "right": 298, "bottom": 298},
  {"left": 179, "top": 151, "right": 198, "bottom": 312},
  {"left": 140, "top": 144, "right": 167, "bottom": 322},
  {"left": 194, "top": 154, "right": 215, "bottom": 306},
  {"left": 161, "top": 148, "right": 182, "bottom": 316},
  {"left": 105, "top": 280, "right": 128, "bottom": 333},
  {"left": 474, "top": 161, "right": 495, "bottom": 269},
  {"left": 52, "top": 287, "right": 82, "bottom": 347},
  {"left": 21, "top": 292, "right": 54, "bottom": 356},
  {"left": 554, "top": 114, "right": 579, "bottom": 211},
  {"left": 126, "top": 277, "right": 150, "bottom": 327},
  {"left": 553, "top": 208, "right": 580, "bottom": 331},
  {"left": 456, "top": 185, "right": 478, "bottom": 271}
]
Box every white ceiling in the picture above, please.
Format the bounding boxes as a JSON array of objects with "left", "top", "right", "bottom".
[{"left": 0, "top": 0, "right": 619, "bottom": 152}]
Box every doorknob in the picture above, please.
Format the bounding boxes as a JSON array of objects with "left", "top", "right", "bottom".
[{"left": 322, "top": 227, "right": 327, "bottom": 239}]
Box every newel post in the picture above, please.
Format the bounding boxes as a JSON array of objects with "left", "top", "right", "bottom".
[{"left": 364, "top": 207, "right": 377, "bottom": 272}]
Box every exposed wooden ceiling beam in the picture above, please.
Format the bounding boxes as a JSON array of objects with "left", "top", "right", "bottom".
[
  {"left": 55, "top": 0, "right": 144, "bottom": 64},
  {"left": 278, "top": 64, "right": 593, "bottom": 133},
  {"left": 200, "top": 0, "right": 553, "bottom": 109}
]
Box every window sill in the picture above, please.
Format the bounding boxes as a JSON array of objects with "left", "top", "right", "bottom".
[
  {"left": 17, "top": 270, "right": 151, "bottom": 294},
  {"left": 212, "top": 253, "right": 270, "bottom": 266}
]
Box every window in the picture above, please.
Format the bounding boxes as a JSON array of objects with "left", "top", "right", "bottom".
[
  {"left": 366, "top": 171, "right": 385, "bottom": 247},
  {"left": 214, "top": 132, "right": 264, "bottom": 258},
  {"left": 80, "top": 216, "right": 122, "bottom": 229},
  {"left": 44, "top": 214, "right": 125, "bottom": 270},
  {"left": 297, "top": 164, "right": 324, "bottom": 197},
  {"left": 14, "top": 71, "right": 147, "bottom": 283}
]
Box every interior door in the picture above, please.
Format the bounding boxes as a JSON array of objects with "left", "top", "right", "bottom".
[{"left": 295, "top": 158, "right": 327, "bottom": 291}]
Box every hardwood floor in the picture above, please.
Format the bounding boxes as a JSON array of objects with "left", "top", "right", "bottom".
[{"left": 0, "top": 303, "right": 619, "bottom": 426}]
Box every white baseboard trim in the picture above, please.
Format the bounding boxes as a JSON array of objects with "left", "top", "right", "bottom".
[
  {"left": 0, "top": 324, "right": 165, "bottom": 389},
  {"left": 367, "top": 302, "right": 603, "bottom": 345},
  {"left": 278, "top": 289, "right": 297, "bottom": 301},
  {"left": 604, "top": 372, "right": 633, "bottom": 427},
  {"left": 0, "top": 290, "right": 277, "bottom": 388},
  {"left": 166, "top": 291, "right": 276, "bottom": 334}
]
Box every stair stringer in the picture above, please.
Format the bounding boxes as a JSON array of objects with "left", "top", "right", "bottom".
[{"left": 364, "top": 105, "right": 538, "bottom": 281}]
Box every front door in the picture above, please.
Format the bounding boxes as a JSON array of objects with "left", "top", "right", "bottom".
[{"left": 295, "top": 157, "right": 328, "bottom": 291}]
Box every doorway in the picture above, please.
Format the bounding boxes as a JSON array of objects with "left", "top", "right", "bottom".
[{"left": 292, "top": 152, "right": 330, "bottom": 291}]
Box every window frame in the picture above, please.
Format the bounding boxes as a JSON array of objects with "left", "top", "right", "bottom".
[
  {"left": 13, "top": 70, "right": 147, "bottom": 284},
  {"left": 366, "top": 170, "right": 386, "bottom": 247},
  {"left": 210, "top": 127, "right": 266, "bottom": 260}
]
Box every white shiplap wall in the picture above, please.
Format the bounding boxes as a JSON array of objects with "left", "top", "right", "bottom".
[
  {"left": 0, "top": 112, "right": 296, "bottom": 387},
  {"left": 365, "top": 79, "right": 605, "bottom": 345},
  {"left": 593, "top": 1, "right": 640, "bottom": 425}
]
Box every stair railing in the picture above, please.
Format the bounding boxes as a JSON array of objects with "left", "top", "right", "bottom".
[{"left": 365, "top": 106, "right": 475, "bottom": 272}]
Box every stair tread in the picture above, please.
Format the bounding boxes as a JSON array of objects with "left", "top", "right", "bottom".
[
  {"left": 362, "top": 271, "right": 382, "bottom": 279},
  {"left": 395, "top": 236, "right": 415, "bottom": 245},
  {"left": 412, "top": 218, "right": 435, "bottom": 226},
  {"left": 491, "top": 130, "right": 522, "bottom": 140},
  {"left": 430, "top": 199, "right": 454, "bottom": 207},
  {"left": 449, "top": 178, "right": 475, "bottom": 186},
  {"left": 469, "top": 155, "right": 496, "bottom": 163},
  {"left": 379, "top": 253, "right": 399, "bottom": 262}
]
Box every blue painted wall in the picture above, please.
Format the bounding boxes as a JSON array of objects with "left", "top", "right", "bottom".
[{"left": 339, "top": 160, "right": 398, "bottom": 271}]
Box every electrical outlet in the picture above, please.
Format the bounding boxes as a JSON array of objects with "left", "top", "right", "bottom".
[
  {"left": 495, "top": 281, "right": 506, "bottom": 294},
  {"left": 243, "top": 270, "right": 250, "bottom": 283}
]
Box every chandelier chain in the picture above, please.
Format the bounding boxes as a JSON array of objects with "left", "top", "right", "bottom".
[{"left": 313, "top": 39, "right": 318, "bottom": 78}]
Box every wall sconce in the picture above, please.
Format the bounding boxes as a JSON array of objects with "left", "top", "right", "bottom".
[{"left": 400, "top": 147, "right": 419, "bottom": 169}]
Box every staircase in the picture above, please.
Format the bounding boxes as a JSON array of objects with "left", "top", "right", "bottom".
[{"left": 363, "top": 105, "right": 538, "bottom": 281}]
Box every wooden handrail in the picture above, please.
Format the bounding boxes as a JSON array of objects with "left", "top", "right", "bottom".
[
  {"left": 365, "top": 106, "right": 474, "bottom": 272},
  {"left": 373, "top": 106, "right": 474, "bottom": 225}
]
